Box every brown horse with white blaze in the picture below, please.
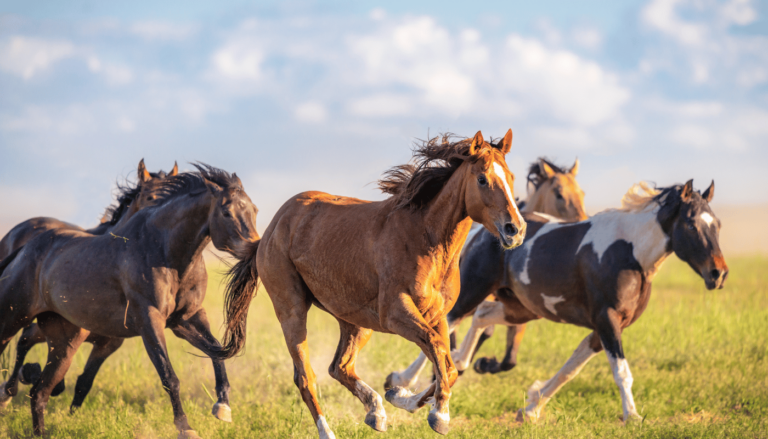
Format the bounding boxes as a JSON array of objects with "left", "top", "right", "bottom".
[{"left": 210, "top": 130, "right": 526, "bottom": 438}]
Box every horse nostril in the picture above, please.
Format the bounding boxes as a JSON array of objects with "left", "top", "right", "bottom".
[
  {"left": 710, "top": 269, "right": 721, "bottom": 280},
  {"left": 504, "top": 223, "right": 518, "bottom": 237}
]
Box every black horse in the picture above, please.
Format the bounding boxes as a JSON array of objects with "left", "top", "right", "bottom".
[{"left": 0, "top": 164, "right": 259, "bottom": 438}]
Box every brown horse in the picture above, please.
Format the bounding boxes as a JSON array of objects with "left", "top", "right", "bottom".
[
  {"left": 0, "top": 159, "right": 177, "bottom": 410},
  {"left": 387, "top": 157, "right": 588, "bottom": 387},
  {"left": 207, "top": 131, "right": 525, "bottom": 438}
]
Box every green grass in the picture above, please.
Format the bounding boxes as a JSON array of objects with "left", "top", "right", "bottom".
[{"left": 1, "top": 255, "right": 767, "bottom": 438}]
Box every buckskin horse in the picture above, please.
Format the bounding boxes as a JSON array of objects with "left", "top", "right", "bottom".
[
  {"left": 0, "top": 164, "right": 259, "bottom": 438},
  {"left": 451, "top": 180, "right": 728, "bottom": 423},
  {"left": 207, "top": 131, "right": 526, "bottom": 438},
  {"left": 387, "top": 157, "right": 588, "bottom": 388},
  {"left": 0, "top": 159, "right": 176, "bottom": 411}
]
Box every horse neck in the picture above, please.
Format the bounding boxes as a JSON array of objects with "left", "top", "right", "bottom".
[
  {"left": 522, "top": 184, "right": 545, "bottom": 214},
  {"left": 146, "top": 191, "right": 213, "bottom": 270},
  {"left": 596, "top": 203, "right": 671, "bottom": 272},
  {"left": 421, "top": 166, "right": 474, "bottom": 257}
]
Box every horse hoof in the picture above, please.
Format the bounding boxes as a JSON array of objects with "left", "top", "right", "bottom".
[
  {"left": 364, "top": 411, "right": 387, "bottom": 432},
  {"left": 20, "top": 363, "right": 42, "bottom": 385},
  {"left": 427, "top": 411, "right": 450, "bottom": 435},
  {"left": 624, "top": 412, "right": 643, "bottom": 425},
  {"left": 0, "top": 383, "right": 11, "bottom": 410},
  {"left": 383, "top": 372, "right": 395, "bottom": 390},
  {"left": 515, "top": 409, "right": 525, "bottom": 423},
  {"left": 212, "top": 402, "right": 232, "bottom": 423},
  {"left": 178, "top": 429, "right": 202, "bottom": 439}
]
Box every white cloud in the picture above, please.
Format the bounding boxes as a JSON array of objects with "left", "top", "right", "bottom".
[
  {"left": 211, "top": 39, "right": 265, "bottom": 83},
  {"left": 1, "top": 105, "right": 96, "bottom": 135},
  {"left": 294, "top": 101, "right": 328, "bottom": 123},
  {"left": 86, "top": 56, "right": 133, "bottom": 85},
  {"left": 0, "top": 36, "right": 75, "bottom": 79},
  {"left": 571, "top": 27, "right": 602, "bottom": 50}
]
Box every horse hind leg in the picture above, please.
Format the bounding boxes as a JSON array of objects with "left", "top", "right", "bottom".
[
  {"left": 329, "top": 319, "right": 386, "bottom": 432},
  {"left": 452, "top": 301, "right": 508, "bottom": 373},
  {"left": 0, "top": 314, "right": 37, "bottom": 409},
  {"left": 517, "top": 331, "right": 601, "bottom": 423},
  {"left": 30, "top": 313, "right": 89, "bottom": 436},
  {"left": 475, "top": 323, "right": 527, "bottom": 374},
  {"left": 171, "top": 308, "right": 232, "bottom": 423},
  {"left": 70, "top": 335, "right": 124, "bottom": 412},
  {"left": 2, "top": 323, "right": 46, "bottom": 406}
]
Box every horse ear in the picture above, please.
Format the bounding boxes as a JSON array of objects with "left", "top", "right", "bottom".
[
  {"left": 540, "top": 160, "right": 556, "bottom": 179},
  {"left": 702, "top": 180, "right": 714, "bottom": 202},
  {"left": 138, "top": 159, "right": 152, "bottom": 183},
  {"left": 169, "top": 161, "right": 179, "bottom": 176},
  {"left": 681, "top": 179, "right": 694, "bottom": 202},
  {"left": 469, "top": 131, "right": 484, "bottom": 155},
  {"left": 496, "top": 129, "right": 513, "bottom": 154},
  {"left": 204, "top": 180, "right": 223, "bottom": 197},
  {"left": 569, "top": 158, "right": 580, "bottom": 176}
]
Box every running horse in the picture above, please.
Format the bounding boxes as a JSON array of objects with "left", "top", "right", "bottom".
[
  {"left": 208, "top": 131, "right": 526, "bottom": 438},
  {"left": 387, "top": 157, "right": 588, "bottom": 388},
  {"left": 0, "top": 164, "right": 259, "bottom": 438},
  {"left": 452, "top": 180, "right": 728, "bottom": 423},
  {"left": 0, "top": 159, "right": 177, "bottom": 411}
]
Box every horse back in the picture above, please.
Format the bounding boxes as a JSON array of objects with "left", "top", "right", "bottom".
[{"left": 0, "top": 217, "right": 83, "bottom": 260}]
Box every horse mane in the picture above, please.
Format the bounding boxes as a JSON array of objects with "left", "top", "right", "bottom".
[
  {"left": 151, "top": 162, "right": 241, "bottom": 206},
  {"left": 616, "top": 182, "right": 690, "bottom": 213},
  {"left": 527, "top": 158, "right": 567, "bottom": 190},
  {"left": 101, "top": 181, "right": 144, "bottom": 226},
  {"left": 378, "top": 133, "right": 500, "bottom": 210}
]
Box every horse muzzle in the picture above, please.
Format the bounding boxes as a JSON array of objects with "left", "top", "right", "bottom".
[{"left": 497, "top": 221, "right": 526, "bottom": 250}]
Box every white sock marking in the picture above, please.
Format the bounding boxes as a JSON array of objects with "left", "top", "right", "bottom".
[
  {"left": 316, "top": 416, "right": 336, "bottom": 439},
  {"left": 605, "top": 353, "right": 640, "bottom": 421}
]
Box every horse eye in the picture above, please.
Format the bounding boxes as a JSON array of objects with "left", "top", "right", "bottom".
[
  {"left": 477, "top": 175, "right": 488, "bottom": 186},
  {"left": 554, "top": 191, "right": 564, "bottom": 200},
  {"left": 686, "top": 222, "right": 695, "bottom": 231},
  {"left": 222, "top": 210, "right": 232, "bottom": 218}
]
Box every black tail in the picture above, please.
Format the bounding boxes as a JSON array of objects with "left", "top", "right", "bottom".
[{"left": 201, "top": 240, "right": 260, "bottom": 360}]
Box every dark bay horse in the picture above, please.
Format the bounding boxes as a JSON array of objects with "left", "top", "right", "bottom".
[
  {"left": 207, "top": 131, "right": 526, "bottom": 438},
  {"left": 387, "top": 157, "right": 588, "bottom": 387},
  {"left": 0, "top": 159, "right": 177, "bottom": 411},
  {"left": 0, "top": 164, "right": 259, "bottom": 438},
  {"left": 452, "top": 180, "right": 727, "bottom": 423}
]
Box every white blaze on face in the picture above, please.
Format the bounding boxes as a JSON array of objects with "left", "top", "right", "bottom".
[
  {"left": 700, "top": 212, "right": 714, "bottom": 226},
  {"left": 493, "top": 162, "right": 521, "bottom": 218}
]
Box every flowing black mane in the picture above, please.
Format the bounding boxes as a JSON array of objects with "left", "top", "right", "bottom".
[
  {"left": 151, "top": 163, "right": 242, "bottom": 206},
  {"left": 527, "top": 158, "right": 567, "bottom": 190},
  {"left": 102, "top": 181, "right": 143, "bottom": 226},
  {"left": 378, "top": 133, "right": 503, "bottom": 210}
]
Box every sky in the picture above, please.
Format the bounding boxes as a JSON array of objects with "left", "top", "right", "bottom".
[{"left": 1, "top": 0, "right": 767, "bottom": 236}]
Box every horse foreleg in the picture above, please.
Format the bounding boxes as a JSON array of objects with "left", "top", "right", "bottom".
[
  {"left": 31, "top": 313, "right": 89, "bottom": 436},
  {"left": 70, "top": 335, "right": 124, "bottom": 412},
  {"left": 475, "top": 323, "right": 527, "bottom": 374},
  {"left": 385, "top": 315, "right": 461, "bottom": 390},
  {"left": 171, "top": 308, "right": 232, "bottom": 422},
  {"left": 3, "top": 323, "right": 46, "bottom": 403},
  {"left": 452, "top": 301, "right": 507, "bottom": 372},
  {"left": 329, "top": 319, "right": 386, "bottom": 432},
  {"left": 596, "top": 308, "right": 641, "bottom": 424},
  {"left": 139, "top": 306, "right": 199, "bottom": 439},
  {"left": 518, "top": 331, "right": 601, "bottom": 423},
  {"left": 383, "top": 296, "right": 457, "bottom": 435}
]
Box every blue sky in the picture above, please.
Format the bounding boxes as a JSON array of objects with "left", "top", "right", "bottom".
[{"left": 1, "top": 0, "right": 767, "bottom": 234}]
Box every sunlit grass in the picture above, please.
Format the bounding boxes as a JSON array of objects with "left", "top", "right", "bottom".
[{"left": 1, "top": 255, "right": 766, "bottom": 438}]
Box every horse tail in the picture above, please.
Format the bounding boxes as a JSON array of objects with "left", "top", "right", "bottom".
[
  {"left": 0, "top": 245, "right": 23, "bottom": 277},
  {"left": 205, "top": 240, "right": 260, "bottom": 360}
]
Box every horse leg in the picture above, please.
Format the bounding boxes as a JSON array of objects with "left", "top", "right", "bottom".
[
  {"left": 474, "top": 324, "right": 527, "bottom": 374},
  {"left": 328, "top": 319, "right": 386, "bottom": 432},
  {"left": 385, "top": 315, "right": 462, "bottom": 390},
  {"left": 452, "top": 301, "right": 508, "bottom": 372},
  {"left": 518, "top": 331, "right": 602, "bottom": 423},
  {"left": 383, "top": 297, "right": 457, "bottom": 435},
  {"left": 3, "top": 323, "right": 46, "bottom": 403},
  {"left": 596, "top": 308, "right": 641, "bottom": 423},
  {"left": 0, "top": 314, "right": 35, "bottom": 409},
  {"left": 31, "top": 313, "right": 88, "bottom": 436},
  {"left": 70, "top": 335, "right": 124, "bottom": 412},
  {"left": 171, "top": 309, "right": 232, "bottom": 422},
  {"left": 139, "top": 307, "right": 199, "bottom": 439}
]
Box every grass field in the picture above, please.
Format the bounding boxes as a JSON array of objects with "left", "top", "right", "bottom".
[{"left": 1, "top": 255, "right": 767, "bottom": 438}]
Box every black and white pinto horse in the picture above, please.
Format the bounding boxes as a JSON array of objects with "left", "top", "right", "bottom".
[
  {"left": 389, "top": 180, "right": 728, "bottom": 423},
  {"left": 460, "top": 180, "right": 726, "bottom": 422}
]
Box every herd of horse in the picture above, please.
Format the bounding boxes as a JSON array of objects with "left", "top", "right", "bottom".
[{"left": 0, "top": 130, "right": 728, "bottom": 439}]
